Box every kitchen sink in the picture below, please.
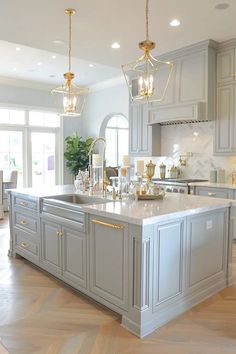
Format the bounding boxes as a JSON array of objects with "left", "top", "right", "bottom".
[
  {"left": 47, "top": 194, "right": 105, "bottom": 205},
  {"left": 41, "top": 194, "right": 108, "bottom": 223}
]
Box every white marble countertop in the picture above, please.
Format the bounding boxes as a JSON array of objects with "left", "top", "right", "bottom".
[
  {"left": 189, "top": 181, "right": 236, "bottom": 189},
  {"left": 9, "top": 185, "right": 235, "bottom": 226},
  {"left": 83, "top": 193, "right": 235, "bottom": 226}
]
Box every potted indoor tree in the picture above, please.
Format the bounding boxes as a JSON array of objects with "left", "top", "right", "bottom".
[{"left": 64, "top": 132, "right": 93, "bottom": 178}]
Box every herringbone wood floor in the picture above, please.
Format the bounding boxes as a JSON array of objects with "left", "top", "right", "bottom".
[{"left": 0, "top": 215, "right": 236, "bottom": 354}]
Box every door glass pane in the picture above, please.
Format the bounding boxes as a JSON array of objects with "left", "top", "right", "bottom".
[
  {"left": 31, "top": 132, "right": 56, "bottom": 187},
  {"left": 0, "top": 130, "right": 23, "bottom": 187},
  {"left": 105, "top": 128, "right": 117, "bottom": 166},
  {"left": 117, "top": 129, "right": 128, "bottom": 165}
]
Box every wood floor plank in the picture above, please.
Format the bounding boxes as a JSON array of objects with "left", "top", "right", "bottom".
[{"left": 1, "top": 215, "right": 236, "bottom": 353}]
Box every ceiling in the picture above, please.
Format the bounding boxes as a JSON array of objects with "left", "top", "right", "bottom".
[{"left": 1, "top": 0, "right": 236, "bottom": 87}]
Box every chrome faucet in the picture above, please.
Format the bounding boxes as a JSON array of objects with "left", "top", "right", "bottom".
[{"left": 88, "top": 137, "right": 107, "bottom": 196}]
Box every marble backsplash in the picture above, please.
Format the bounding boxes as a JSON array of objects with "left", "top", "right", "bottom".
[{"left": 134, "top": 122, "right": 236, "bottom": 183}]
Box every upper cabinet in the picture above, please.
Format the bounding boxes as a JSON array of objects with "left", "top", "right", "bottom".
[
  {"left": 215, "top": 40, "right": 236, "bottom": 155},
  {"left": 129, "top": 103, "right": 161, "bottom": 156},
  {"left": 217, "top": 48, "right": 236, "bottom": 85}
]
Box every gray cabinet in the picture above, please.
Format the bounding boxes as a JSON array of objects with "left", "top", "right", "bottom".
[
  {"left": 215, "top": 41, "right": 236, "bottom": 155},
  {"left": 11, "top": 194, "right": 40, "bottom": 264},
  {"left": 89, "top": 216, "right": 129, "bottom": 310},
  {"left": 41, "top": 219, "right": 61, "bottom": 274},
  {"left": 215, "top": 85, "right": 234, "bottom": 154},
  {"left": 186, "top": 209, "right": 228, "bottom": 291},
  {"left": 129, "top": 103, "right": 161, "bottom": 156},
  {"left": 41, "top": 216, "right": 87, "bottom": 288},
  {"left": 217, "top": 48, "right": 236, "bottom": 85},
  {"left": 153, "top": 219, "right": 185, "bottom": 309},
  {"left": 194, "top": 186, "right": 233, "bottom": 199}
]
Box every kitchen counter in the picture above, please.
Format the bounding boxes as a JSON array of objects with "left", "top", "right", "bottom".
[
  {"left": 8, "top": 186, "right": 235, "bottom": 338},
  {"left": 8, "top": 184, "right": 235, "bottom": 225},
  {"left": 190, "top": 181, "right": 236, "bottom": 189},
  {"left": 83, "top": 193, "right": 235, "bottom": 225}
]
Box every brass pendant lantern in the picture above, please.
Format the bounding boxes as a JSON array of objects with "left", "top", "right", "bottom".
[
  {"left": 122, "top": 0, "right": 173, "bottom": 103},
  {"left": 52, "top": 9, "right": 89, "bottom": 116}
]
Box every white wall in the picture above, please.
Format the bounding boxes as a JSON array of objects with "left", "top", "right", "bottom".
[
  {"left": 82, "top": 81, "right": 129, "bottom": 138},
  {"left": 0, "top": 83, "right": 55, "bottom": 108}
]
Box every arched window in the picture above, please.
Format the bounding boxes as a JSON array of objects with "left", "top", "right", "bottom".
[{"left": 103, "top": 115, "right": 128, "bottom": 166}]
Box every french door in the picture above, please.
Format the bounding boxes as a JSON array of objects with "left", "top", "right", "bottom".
[{"left": 28, "top": 130, "right": 61, "bottom": 188}]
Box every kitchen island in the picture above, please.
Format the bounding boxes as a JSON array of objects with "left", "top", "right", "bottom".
[{"left": 8, "top": 186, "right": 235, "bottom": 337}]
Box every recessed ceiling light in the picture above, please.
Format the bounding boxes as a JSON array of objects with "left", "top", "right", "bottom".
[
  {"left": 37, "top": 62, "right": 42, "bottom": 66},
  {"left": 215, "top": 3, "right": 230, "bottom": 10},
  {"left": 170, "top": 19, "right": 180, "bottom": 27},
  {"left": 53, "top": 39, "right": 64, "bottom": 45},
  {"left": 15, "top": 47, "right": 21, "bottom": 51},
  {"left": 51, "top": 55, "right": 56, "bottom": 59},
  {"left": 12, "top": 67, "right": 17, "bottom": 71},
  {"left": 111, "top": 42, "right": 120, "bottom": 49},
  {"left": 89, "top": 64, "right": 94, "bottom": 68}
]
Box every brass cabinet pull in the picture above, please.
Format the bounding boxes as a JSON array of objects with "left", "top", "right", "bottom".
[
  {"left": 20, "top": 201, "right": 28, "bottom": 207},
  {"left": 208, "top": 192, "right": 216, "bottom": 196},
  {"left": 92, "top": 219, "right": 123, "bottom": 229},
  {"left": 21, "top": 242, "right": 29, "bottom": 248},
  {"left": 20, "top": 220, "right": 28, "bottom": 225},
  {"left": 56, "top": 230, "right": 63, "bottom": 237}
]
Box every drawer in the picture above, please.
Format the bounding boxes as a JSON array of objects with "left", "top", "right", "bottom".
[
  {"left": 195, "top": 187, "right": 231, "bottom": 199},
  {"left": 14, "top": 211, "right": 38, "bottom": 234},
  {"left": 15, "top": 229, "right": 39, "bottom": 262},
  {"left": 13, "top": 195, "right": 37, "bottom": 212}
]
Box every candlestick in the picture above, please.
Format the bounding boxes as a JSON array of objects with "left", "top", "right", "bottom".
[
  {"left": 136, "top": 160, "right": 144, "bottom": 175},
  {"left": 122, "top": 155, "right": 130, "bottom": 167}
]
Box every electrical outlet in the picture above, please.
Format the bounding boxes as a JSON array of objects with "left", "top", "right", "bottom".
[{"left": 206, "top": 220, "right": 213, "bottom": 230}]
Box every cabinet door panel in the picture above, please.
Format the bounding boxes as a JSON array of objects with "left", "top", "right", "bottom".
[
  {"left": 217, "top": 49, "right": 235, "bottom": 84},
  {"left": 41, "top": 219, "right": 61, "bottom": 274},
  {"left": 139, "top": 104, "right": 151, "bottom": 154},
  {"left": 153, "top": 220, "right": 184, "bottom": 309},
  {"left": 89, "top": 217, "right": 128, "bottom": 310},
  {"left": 62, "top": 227, "right": 87, "bottom": 289},
  {"left": 179, "top": 52, "right": 206, "bottom": 103},
  {"left": 187, "top": 211, "right": 226, "bottom": 289},
  {"left": 215, "top": 85, "right": 234, "bottom": 153},
  {"left": 129, "top": 105, "right": 139, "bottom": 154}
]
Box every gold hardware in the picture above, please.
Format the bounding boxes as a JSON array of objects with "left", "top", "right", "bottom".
[
  {"left": 56, "top": 230, "right": 63, "bottom": 237},
  {"left": 208, "top": 192, "right": 216, "bottom": 196},
  {"left": 21, "top": 242, "right": 29, "bottom": 248},
  {"left": 60, "top": 231, "right": 64, "bottom": 237},
  {"left": 20, "top": 201, "right": 28, "bottom": 207},
  {"left": 92, "top": 219, "right": 123, "bottom": 230},
  {"left": 20, "top": 220, "right": 28, "bottom": 225}
]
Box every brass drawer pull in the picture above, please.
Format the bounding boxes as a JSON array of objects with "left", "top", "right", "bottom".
[
  {"left": 208, "top": 192, "right": 216, "bottom": 196},
  {"left": 92, "top": 219, "right": 123, "bottom": 229},
  {"left": 20, "top": 220, "right": 28, "bottom": 225},
  {"left": 20, "top": 201, "right": 28, "bottom": 207},
  {"left": 21, "top": 242, "right": 29, "bottom": 248}
]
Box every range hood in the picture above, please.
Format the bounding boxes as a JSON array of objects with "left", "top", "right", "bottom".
[{"left": 148, "top": 102, "right": 209, "bottom": 126}]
